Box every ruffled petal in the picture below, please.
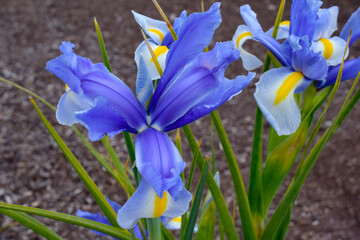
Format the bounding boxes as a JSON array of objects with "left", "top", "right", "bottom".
[
  {"left": 311, "top": 36, "right": 348, "bottom": 66},
  {"left": 233, "top": 25, "right": 263, "bottom": 71},
  {"left": 266, "top": 20, "right": 290, "bottom": 40},
  {"left": 254, "top": 67, "right": 309, "bottom": 136},
  {"left": 117, "top": 179, "right": 191, "bottom": 229},
  {"left": 163, "top": 42, "right": 254, "bottom": 131},
  {"left": 132, "top": 11, "right": 169, "bottom": 45},
  {"left": 134, "top": 40, "right": 168, "bottom": 81},
  {"left": 340, "top": 7, "right": 360, "bottom": 47},
  {"left": 135, "top": 54, "right": 154, "bottom": 106},
  {"left": 313, "top": 7, "right": 338, "bottom": 40},
  {"left": 56, "top": 89, "right": 92, "bottom": 126},
  {"left": 135, "top": 128, "right": 185, "bottom": 198},
  {"left": 75, "top": 97, "right": 137, "bottom": 141}
]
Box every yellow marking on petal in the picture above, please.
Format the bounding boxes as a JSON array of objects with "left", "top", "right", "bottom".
[
  {"left": 274, "top": 72, "right": 304, "bottom": 105},
  {"left": 170, "top": 217, "right": 182, "bottom": 223},
  {"left": 150, "top": 46, "right": 168, "bottom": 63},
  {"left": 319, "top": 38, "right": 333, "bottom": 59},
  {"left": 280, "top": 20, "right": 290, "bottom": 26},
  {"left": 65, "top": 84, "right": 68, "bottom": 90},
  {"left": 153, "top": 191, "right": 168, "bottom": 217},
  {"left": 147, "top": 28, "right": 165, "bottom": 42},
  {"left": 236, "top": 32, "right": 252, "bottom": 48}
]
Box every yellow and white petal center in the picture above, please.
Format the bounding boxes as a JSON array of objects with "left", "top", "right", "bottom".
[
  {"left": 236, "top": 32, "right": 252, "bottom": 48},
  {"left": 150, "top": 45, "right": 169, "bottom": 63},
  {"left": 318, "top": 38, "right": 334, "bottom": 59},
  {"left": 147, "top": 28, "right": 165, "bottom": 43},
  {"left": 153, "top": 191, "right": 168, "bottom": 217},
  {"left": 274, "top": 72, "right": 304, "bottom": 105}
]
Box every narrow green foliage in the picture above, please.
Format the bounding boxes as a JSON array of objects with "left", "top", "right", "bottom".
[
  {"left": 161, "top": 223, "right": 175, "bottom": 240},
  {"left": 196, "top": 201, "right": 216, "bottom": 240},
  {"left": 273, "top": 207, "right": 291, "bottom": 240},
  {"left": 94, "top": 18, "right": 112, "bottom": 72},
  {"left": 30, "top": 98, "right": 119, "bottom": 228},
  {"left": 210, "top": 111, "right": 256, "bottom": 240},
  {"left": 182, "top": 125, "right": 239, "bottom": 240},
  {"left": 184, "top": 161, "right": 209, "bottom": 239},
  {"left": 0, "top": 203, "right": 130, "bottom": 239},
  {"left": 186, "top": 141, "right": 201, "bottom": 191},
  {"left": 210, "top": 118, "right": 216, "bottom": 174},
  {"left": 0, "top": 209, "right": 62, "bottom": 240}
]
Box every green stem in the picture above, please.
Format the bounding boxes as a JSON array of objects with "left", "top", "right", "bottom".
[{"left": 146, "top": 218, "right": 161, "bottom": 240}]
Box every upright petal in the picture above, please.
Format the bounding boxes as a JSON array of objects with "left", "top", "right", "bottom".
[
  {"left": 233, "top": 25, "right": 263, "bottom": 71},
  {"left": 117, "top": 179, "right": 192, "bottom": 229},
  {"left": 135, "top": 128, "right": 185, "bottom": 198},
  {"left": 163, "top": 42, "right": 254, "bottom": 131},
  {"left": 254, "top": 67, "right": 309, "bottom": 135},
  {"left": 132, "top": 11, "right": 169, "bottom": 45},
  {"left": 340, "top": 7, "right": 360, "bottom": 47},
  {"left": 313, "top": 7, "right": 338, "bottom": 40}
]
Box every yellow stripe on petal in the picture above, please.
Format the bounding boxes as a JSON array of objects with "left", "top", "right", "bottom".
[
  {"left": 150, "top": 46, "right": 168, "bottom": 63},
  {"left": 147, "top": 28, "right": 165, "bottom": 42},
  {"left": 170, "top": 217, "right": 182, "bottom": 223},
  {"left": 236, "top": 32, "right": 252, "bottom": 48},
  {"left": 280, "top": 20, "right": 290, "bottom": 26},
  {"left": 274, "top": 72, "right": 304, "bottom": 105},
  {"left": 153, "top": 191, "right": 168, "bottom": 217},
  {"left": 319, "top": 38, "right": 333, "bottom": 59}
]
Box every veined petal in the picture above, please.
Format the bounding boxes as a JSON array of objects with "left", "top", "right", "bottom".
[
  {"left": 340, "top": 7, "right": 360, "bottom": 47},
  {"left": 164, "top": 42, "right": 254, "bottom": 131},
  {"left": 56, "top": 89, "right": 92, "bottom": 126},
  {"left": 233, "top": 25, "right": 263, "bottom": 71},
  {"left": 134, "top": 40, "right": 168, "bottom": 81},
  {"left": 136, "top": 54, "right": 154, "bottom": 106},
  {"left": 317, "top": 57, "right": 360, "bottom": 89},
  {"left": 254, "top": 67, "right": 309, "bottom": 136},
  {"left": 266, "top": 20, "right": 290, "bottom": 40},
  {"left": 148, "top": 3, "right": 222, "bottom": 110},
  {"left": 117, "top": 179, "right": 191, "bottom": 229},
  {"left": 75, "top": 97, "right": 137, "bottom": 141},
  {"left": 132, "top": 11, "right": 169, "bottom": 45},
  {"left": 135, "top": 128, "right": 185, "bottom": 198},
  {"left": 311, "top": 37, "right": 348, "bottom": 66},
  {"left": 313, "top": 7, "right": 338, "bottom": 40}
]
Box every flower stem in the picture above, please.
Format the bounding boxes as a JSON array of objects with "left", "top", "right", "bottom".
[{"left": 146, "top": 218, "right": 161, "bottom": 240}]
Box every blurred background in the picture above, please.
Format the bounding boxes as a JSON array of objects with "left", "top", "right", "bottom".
[{"left": 0, "top": 0, "right": 359, "bottom": 239}]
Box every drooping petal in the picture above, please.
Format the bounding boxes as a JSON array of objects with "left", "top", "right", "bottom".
[
  {"left": 340, "top": 7, "right": 360, "bottom": 47},
  {"left": 148, "top": 3, "right": 222, "bottom": 110},
  {"left": 289, "top": 0, "right": 322, "bottom": 41},
  {"left": 233, "top": 25, "right": 263, "bottom": 71},
  {"left": 75, "top": 97, "right": 137, "bottom": 141},
  {"left": 254, "top": 67, "right": 310, "bottom": 136},
  {"left": 117, "top": 179, "right": 191, "bottom": 229},
  {"left": 56, "top": 88, "right": 92, "bottom": 125},
  {"left": 313, "top": 7, "right": 338, "bottom": 40},
  {"left": 134, "top": 40, "right": 168, "bottom": 81},
  {"left": 163, "top": 42, "right": 254, "bottom": 131},
  {"left": 240, "top": 5, "right": 290, "bottom": 66},
  {"left": 135, "top": 54, "right": 154, "bottom": 106},
  {"left": 266, "top": 20, "right": 290, "bottom": 40},
  {"left": 316, "top": 57, "right": 360, "bottom": 89},
  {"left": 311, "top": 36, "right": 348, "bottom": 66},
  {"left": 135, "top": 128, "right": 185, "bottom": 198},
  {"left": 132, "top": 11, "right": 169, "bottom": 45}
]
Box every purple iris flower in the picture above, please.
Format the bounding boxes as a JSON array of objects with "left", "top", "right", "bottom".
[{"left": 47, "top": 2, "right": 254, "bottom": 229}]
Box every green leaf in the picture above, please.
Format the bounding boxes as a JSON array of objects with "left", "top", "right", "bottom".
[
  {"left": 186, "top": 140, "right": 201, "bottom": 191},
  {"left": 210, "top": 111, "right": 256, "bottom": 240},
  {"left": 30, "top": 98, "right": 119, "bottom": 228},
  {"left": 196, "top": 201, "right": 216, "bottom": 240},
  {"left": 273, "top": 207, "right": 291, "bottom": 240},
  {"left": 94, "top": 18, "right": 112, "bottom": 72},
  {"left": 0, "top": 203, "right": 131, "bottom": 239},
  {"left": 0, "top": 208, "right": 62, "bottom": 239},
  {"left": 182, "top": 125, "right": 239, "bottom": 240},
  {"left": 184, "top": 161, "right": 209, "bottom": 239}
]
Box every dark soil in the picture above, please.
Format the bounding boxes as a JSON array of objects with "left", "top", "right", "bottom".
[{"left": 1, "top": 0, "right": 359, "bottom": 239}]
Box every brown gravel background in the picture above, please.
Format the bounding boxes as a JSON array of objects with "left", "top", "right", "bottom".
[{"left": 1, "top": 0, "right": 360, "bottom": 239}]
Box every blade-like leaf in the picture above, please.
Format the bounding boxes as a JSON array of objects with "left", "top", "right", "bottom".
[
  {"left": 186, "top": 141, "right": 201, "bottom": 191},
  {"left": 0, "top": 208, "right": 62, "bottom": 240},
  {"left": 196, "top": 201, "right": 216, "bottom": 240}
]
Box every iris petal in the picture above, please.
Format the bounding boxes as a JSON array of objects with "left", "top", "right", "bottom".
[
  {"left": 135, "top": 128, "right": 185, "bottom": 198},
  {"left": 313, "top": 7, "right": 338, "bottom": 40},
  {"left": 136, "top": 54, "right": 154, "bottom": 106},
  {"left": 311, "top": 37, "right": 348, "bottom": 66},
  {"left": 340, "top": 7, "right": 360, "bottom": 47}
]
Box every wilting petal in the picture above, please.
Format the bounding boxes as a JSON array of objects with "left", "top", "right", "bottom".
[
  {"left": 313, "top": 7, "right": 338, "bottom": 40},
  {"left": 311, "top": 36, "right": 348, "bottom": 66},
  {"left": 134, "top": 40, "right": 168, "bottom": 81},
  {"left": 117, "top": 179, "right": 191, "bottom": 229},
  {"left": 340, "top": 7, "right": 360, "bottom": 46},
  {"left": 76, "top": 98, "right": 137, "bottom": 141},
  {"left": 135, "top": 128, "right": 185, "bottom": 198},
  {"left": 56, "top": 88, "right": 92, "bottom": 125},
  {"left": 254, "top": 67, "right": 310, "bottom": 136},
  {"left": 132, "top": 11, "right": 169, "bottom": 45},
  {"left": 136, "top": 54, "right": 153, "bottom": 106},
  {"left": 317, "top": 57, "right": 360, "bottom": 89},
  {"left": 266, "top": 20, "right": 290, "bottom": 40},
  {"left": 233, "top": 24, "right": 263, "bottom": 71},
  {"left": 164, "top": 42, "right": 254, "bottom": 131}
]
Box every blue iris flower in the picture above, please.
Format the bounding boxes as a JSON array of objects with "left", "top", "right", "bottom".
[
  {"left": 233, "top": 0, "right": 360, "bottom": 136},
  {"left": 47, "top": 2, "right": 254, "bottom": 229}
]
